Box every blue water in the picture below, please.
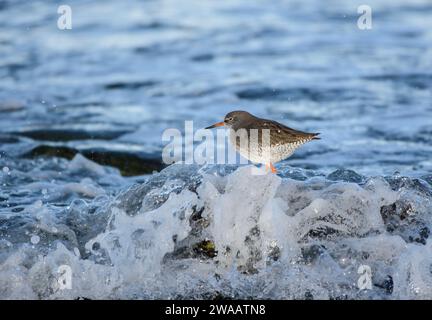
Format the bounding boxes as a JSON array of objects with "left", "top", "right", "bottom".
[{"left": 0, "top": 0, "right": 432, "bottom": 299}]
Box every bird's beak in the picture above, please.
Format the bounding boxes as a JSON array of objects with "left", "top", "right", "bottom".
[{"left": 205, "top": 121, "right": 225, "bottom": 129}]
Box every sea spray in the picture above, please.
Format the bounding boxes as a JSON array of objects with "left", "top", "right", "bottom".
[{"left": 1, "top": 163, "right": 432, "bottom": 299}]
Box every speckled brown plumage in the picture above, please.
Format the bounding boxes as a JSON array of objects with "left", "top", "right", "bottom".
[
  {"left": 230, "top": 116, "right": 320, "bottom": 148},
  {"left": 205, "top": 110, "right": 320, "bottom": 172}
]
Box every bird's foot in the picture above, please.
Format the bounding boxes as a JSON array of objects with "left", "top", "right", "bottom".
[{"left": 265, "top": 163, "right": 277, "bottom": 174}]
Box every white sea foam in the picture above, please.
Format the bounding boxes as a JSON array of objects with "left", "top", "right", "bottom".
[{"left": 0, "top": 163, "right": 431, "bottom": 299}]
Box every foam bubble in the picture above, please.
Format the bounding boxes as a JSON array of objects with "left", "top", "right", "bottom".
[{"left": 30, "top": 235, "right": 40, "bottom": 245}]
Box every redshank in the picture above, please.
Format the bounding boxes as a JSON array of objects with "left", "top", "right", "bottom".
[{"left": 205, "top": 110, "right": 320, "bottom": 173}]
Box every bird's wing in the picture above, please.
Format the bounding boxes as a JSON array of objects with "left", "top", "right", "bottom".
[
  {"left": 241, "top": 119, "right": 319, "bottom": 146},
  {"left": 230, "top": 118, "right": 320, "bottom": 150},
  {"left": 268, "top": 120, "right": 320, "bottom": 145}
]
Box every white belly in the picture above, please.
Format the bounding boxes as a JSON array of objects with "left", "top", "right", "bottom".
[{"left": 229, "top": 131, "right": 299, "bottom": 164}]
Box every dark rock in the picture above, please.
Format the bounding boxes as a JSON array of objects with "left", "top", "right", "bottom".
[
  {"left": 25, "top": 145, "right": 78, "bottom": 159},
  {"left": 200, "top": 291, "right": 234, "bottom": 300},
  {"left": 81, "top": 149, "right": 164, "bottom": 176},
  {"left": 13, "top": 128, "right": 130, "bottom": 141},
  {"left": 374, "top": 275, "right": 393, "bottom": 294},
  {"left": 267, "top": 245, "right": 281, "bottom": 263},
  {"left": 163, "top": 205, "right": 214, "bottom": 262},
  {"left": 380, "top": 202, "right": 411, "bottom": 222},
  {"left": 327, "top": 169, "right": 364, "bottom": 183},
  {"left": 23, "top": 145, "right": 165, "bottom": 176},
  {"left": 189, "top": 206, "right": 209, "bottom": 236},
  {"left": 193, "top": 240, "right": 217, "bottom": 259},
  {"left": 380, "top": 201, "right": 430, "bottom": 244},
  {"left": 385, "top": 176, "right": 432, "bottom": 198},
  {"left": 164, "top": 239, "right": 217, "bottom": 261},
  {"left": 301, "top": 244, "right": 325, "bottom": 264},
  {"left": 304, "top": 226, "right": 341, "bottom": 241}
]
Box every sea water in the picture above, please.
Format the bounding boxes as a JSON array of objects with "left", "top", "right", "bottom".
[{"left": 0, "top": 0, "right": 431, "bottom": 299}]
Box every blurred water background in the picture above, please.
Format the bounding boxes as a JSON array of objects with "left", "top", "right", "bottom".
[{"left": 0, "top": 0, "right": 432, "bottom": 299}]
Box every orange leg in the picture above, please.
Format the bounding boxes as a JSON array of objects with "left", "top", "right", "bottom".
[{"left": 265, "top": 163, "right": 277, "bottom": 173}]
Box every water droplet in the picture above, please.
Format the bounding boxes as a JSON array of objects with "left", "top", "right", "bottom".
[{"left": 30, "top": 235, "right": 40, "bottom": 244}]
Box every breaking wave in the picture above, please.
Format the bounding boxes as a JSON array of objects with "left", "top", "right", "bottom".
[{"left": 1, "top": 158, "right": 432, "bottom": 299}]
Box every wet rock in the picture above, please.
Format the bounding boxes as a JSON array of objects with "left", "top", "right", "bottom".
[
  {"left": 381, "top": 202, "right": 411, "bottom": 221},
  {"left": 193, "top": 240, "right": 217, "bottom": 259},
  {"left": 163, "top": 205, "right": 214, "bottom": 262},
  {"left": 238, "top": 226, "right": 263, "bottom": 274},
  {"left": 23, "top": 145, "right": 165, "bottom": 176},
  {"left": 81, "top": 149, "right": 164, "bottom": 176},
  {"left": 383, "top": 276, "right": 394, "bottom": 295},
  {"left": 25, "top": 145, "right": 78, "bottom": 159},
  {"left": 115, "top": 164, "right": 202, "bottom": 215},
  {"left": 189, "top": 205, "right": 210, "bottom": 236},
  {"left": 374, "top": 275, "right": 393, "bottom": 295},
  {"left": 278, "top": 166, "right": 308, "bottom": 181},
  {"left": 380, "top": 201, "right": 430, "bottom": 245},
  {"left": 301, "top": 244, "right": 326, "bottom": 264},
  {"left": 12, "top": 128, "right": 130, "bottom": 141},
  {"left": 304, "top": 226, "right": 341, "bottom": 241},
  {"left": 327, "top": 169, "right": 364, "bottom": 183},
  {"left": 165, "top": 239, "right": 216, "bottom": 261},
  {"left": 385, "top": 175, "right": 432, "bottom": 198},
  {"left": 278, "top": 164, "right": 324, "bottom": 181},
  {"left": 267, "top": 245, "right": 281, "bottom": 263},
  {"left": 201, "top": 291, "right": 233, "bottom": 300}
]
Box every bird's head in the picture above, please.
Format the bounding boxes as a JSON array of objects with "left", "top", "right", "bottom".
[{"left": 205, "top": 110, "right": 254, "bottom": 129}]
